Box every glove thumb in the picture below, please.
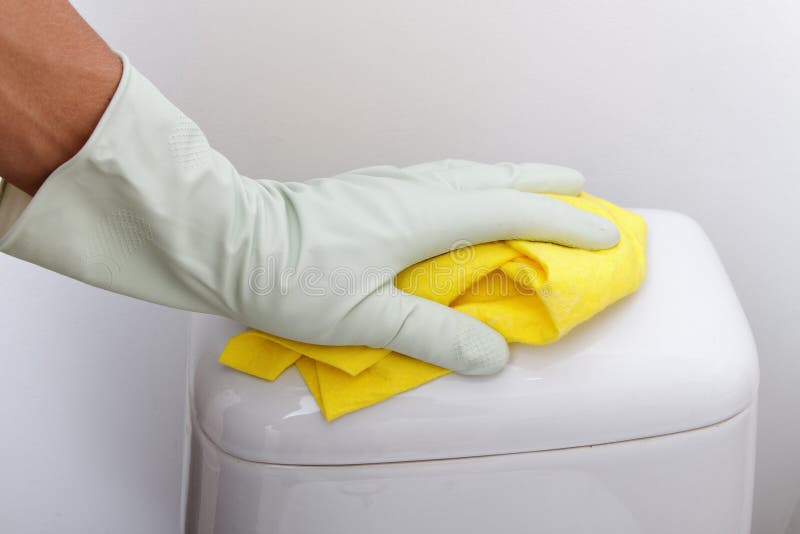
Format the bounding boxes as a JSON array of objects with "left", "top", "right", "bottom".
[{"left": 366, "top": 291, "right": 510, "bottom": 375}]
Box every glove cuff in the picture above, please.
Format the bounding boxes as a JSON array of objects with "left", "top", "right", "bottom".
[
  {"left": 0, "top": 50, "right": 246, "bottom": 314},
  {"left": 0, "top": 181, "right": 32, "bottom": 240},
  {"left": 0, "top": 49, "right": 136, "bottom": 264}
]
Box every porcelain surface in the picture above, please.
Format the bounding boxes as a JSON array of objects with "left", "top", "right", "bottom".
[
  {"left": 185, "top": 403, "right": 757, "bottom": 534},
  {"left": 189, "top": 209, "right": 759, "bottom": 465}
]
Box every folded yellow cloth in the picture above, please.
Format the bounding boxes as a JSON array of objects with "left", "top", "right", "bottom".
[{"left": 219, "top": 193, "right": 647, "bottom": 420}]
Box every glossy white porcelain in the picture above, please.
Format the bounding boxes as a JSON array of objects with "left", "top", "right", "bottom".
[
  {"left": 188, "top": 209, "right": 759, "bottom": 465},
  {"left": 183, "top": 208, "right": 759, "bottom": 534},
  {"left": 184, "top": 402, "right": 756, "bottom": 534}
]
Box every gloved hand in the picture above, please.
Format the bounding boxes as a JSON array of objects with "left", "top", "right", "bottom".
[{"left": 0, "top": 52, "right": 619, "bottom": 375}]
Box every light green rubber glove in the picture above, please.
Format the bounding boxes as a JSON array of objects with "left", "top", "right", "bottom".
[{"left": 0, "top": 52, "right": 619, "bottom": 375}]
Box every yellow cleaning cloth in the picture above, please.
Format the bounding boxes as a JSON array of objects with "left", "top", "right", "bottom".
[{"left": 219, "top": 193, "right": 647, "bottom": 420}]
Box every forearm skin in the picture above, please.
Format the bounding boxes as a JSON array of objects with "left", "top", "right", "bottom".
[{"left": 0, "top": 0, "right": 121, "bottom": 196}]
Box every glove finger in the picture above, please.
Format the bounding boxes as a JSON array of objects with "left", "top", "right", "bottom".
[
  {"left": 406, "top": 189, "right": 620, "bottom": 264},
  {"left": 357, "top": 290, "right": 510, "bottom": 375},
  {"left": 403, "top": 159, "right": 585, "bottom": 195}
]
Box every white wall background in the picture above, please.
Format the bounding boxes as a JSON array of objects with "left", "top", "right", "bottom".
[{"left": 1, "top": 1, "right": 798, "bottom": 532}]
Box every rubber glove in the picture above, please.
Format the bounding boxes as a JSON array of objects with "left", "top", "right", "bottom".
[{"left": 0, "top": 52, "right": 619, "bottom": 375}]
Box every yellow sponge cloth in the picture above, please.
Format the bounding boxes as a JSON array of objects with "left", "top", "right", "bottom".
[{"left": 219, "top": 193, "right": 647, "bottom": 420}]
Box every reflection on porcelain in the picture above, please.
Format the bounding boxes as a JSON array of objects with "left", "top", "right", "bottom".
[{"left": 282, "top": 395, "right": 321, "bottom": 420}]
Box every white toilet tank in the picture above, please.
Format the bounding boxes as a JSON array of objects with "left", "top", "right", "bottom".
[{"left": 183, "top": 209, "right": 759, "bottom": 534}]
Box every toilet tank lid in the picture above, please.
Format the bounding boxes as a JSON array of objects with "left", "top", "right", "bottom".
[{"left": 189, "top": 209, "right": 759, "bottom": 466}]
